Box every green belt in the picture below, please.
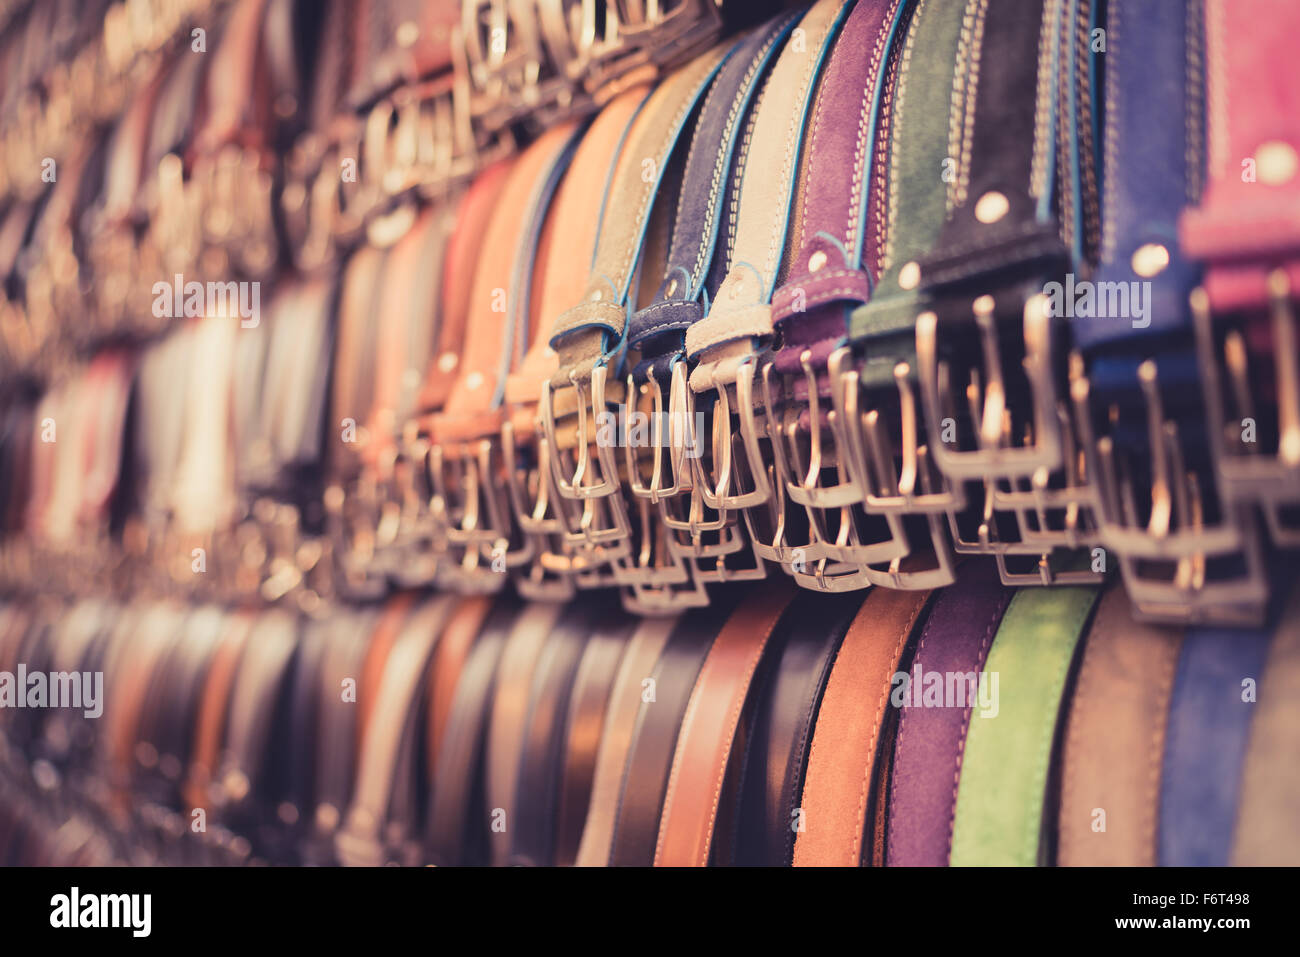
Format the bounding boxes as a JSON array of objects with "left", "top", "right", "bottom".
[{"left": 950, "top": 584, "right": 1101, "bottom": 866}]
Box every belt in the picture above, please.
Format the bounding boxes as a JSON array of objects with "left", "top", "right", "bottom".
[
  {"left": 279, "top": 616, "right": 330, "bottom": 862},
  {"left": 653, "top": 580, "right": 797, "bottom": 866},
  {"left": 425, "top": 593, "right": 521, "bottom": 866},
  {"left": 790, "top": 584, "right": 931, "bottom": 866},
  {"left": 554, "top": 609, "right": 638, "bottom": 865},
  {"left": 732, "top": 590, "right": 864, "bottom": 865},
  {"left": 1069, "top": 0, "right": 1264, "bottom": 622},
  {"left": 507, "top": 595, "right": 614, "bottom": 866},
  {"left": 1232, "top": 583, "right": 1300, "bottom": 864},
  {"left": 426, "top": 118, "right": 583, "bottom": 590},
  {"left": 183, "top": 611, "right": 254, "bottom": 820},
  {"left": 607, "top": 599, "right": 733, "bottom": 866},
  {"left": 913, "top": 0, "right": 1102, "bottom": 582},
  {"left": 620, "top": 14, "right": 795, "bottom": 595},
  {"left": 949, "top": 584, "right": 1101, "bottom": 866},
  {"left": 759, "top": 0, "right": 915, "bottom": 593},
  {"left": 843, "top": 0, "right": 972, "bottom": 589},
  {"left": 1181, "top": 0, "right": 1300, "bottom": 550},
  {"left": 684, "top": 0, "right": 851, "bottom": 516},
  {"left": 337, "top": 594, "right": 457, "bottom": 866},
  {"left": 419, "top": 161, "right": 513, "bottom": 415},
  {"left": 1158, "top": 619, "right": 1272, "bottom": 865},
  {"left": 211, "top": 610, "right": 298, "bottom": 853},
  {"left": 540, "top": 45, "right": 726, "bottom": 573},
  {"left": 881, "top": 561, "right": 1009, "bottom": 866},
  {"left": 484, "top": 599, "right": 567, "bottom": 865},
  {"left": 425, "top": 594, "right": 496, "bottom": 775},
  {"left": 308, "top": 607, "right": 377, "bottom": 864},
  {"left": 1055, "top": 584, "right": 1182, "bottom": 866},
  {"left": 573, "top": 614, "right": 679, "bottom": 866},
  {"left": 501, "top": 85, "right": 651, "bottom": 602}
]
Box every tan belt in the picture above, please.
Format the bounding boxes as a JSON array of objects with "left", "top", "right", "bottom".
[
  {"left": 574, "top": 615, "right": 679, "bottom": 865},
  {"left": 654, "top": 580, "right": 797, "bottom": 866}
]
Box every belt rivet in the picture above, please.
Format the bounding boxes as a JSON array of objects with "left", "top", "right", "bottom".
[
  {"left": 1256, "top": 141, "right": 1298, "bottom": 185},
  {"left": 1131, "top": 242, "right": 1169, "bottom": 278},
  {"left": 729, "top": 280, "right": 743, "bottom": 300},
  {"left": 665, "top": 278, "right": 678, "bottom": 297},
  {"left": 591, "top": 289, "right": 603, "bottom": 301},
  {"left": 808, "top": 250, "right": 827, "bottom": 273},
  {"left": 466, "top": 371, "right": 484, "bottom": 390},
  {"left": 975, "top": 190, "right": 1009, "bottom": 224},
  {"left": 898, "top": 260, "right": 920, "bottom": 290},
  {"left": 437, "top": 351, "right": 458, "bottom": 373}
]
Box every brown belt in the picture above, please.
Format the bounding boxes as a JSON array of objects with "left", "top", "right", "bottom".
[
  {"left": 791, "top": 586, "right": 932, "bottom": 867},
  {"left": 654, "top": 580, "right": 797, "bottom": 866},
  {"left": 573, "top": 615, "right": 679, "bottom": 866},
  {"left": 483, "top": 599, "right": 566, "bottom": 865},
  {"left": 425, "top": 594, "right": 496, "bottom": 776},
  {"left": 554, "top": 610, "right": 638, "bottom": 865},
  {"left": 1057, "top": 585, "right": 1183, "bottom": 866}
]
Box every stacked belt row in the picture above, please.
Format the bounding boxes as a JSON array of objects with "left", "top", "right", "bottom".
[
  {"left": 0, "top": 0, "right": 734, "bottom": 375},
  {"left": 3, "top": 0, "right": 1299, "bottom": 626},
  {"left": 2, "top": 571, "right": 1298, "bottom": 867}
]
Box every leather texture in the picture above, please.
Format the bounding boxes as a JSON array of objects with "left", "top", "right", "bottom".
[
  {"left": 949, "top": 585, "right": 1101, "bottom": 867},
  {"left": 574, "top": 615, "right": 680, "bottom": 866},
  {"left": 1232, "top": 584, "right": 1300, "bottom": 864},
  {"left": 686, "top": 0, "right": 853, "bottom": 391},
  {"left": 1159, "top": 620, "right": 1272, "bottom": 866},
  {"left": 654, "top": 580, "right": 797, "bottom": 866},
  {"left": 792, "top": 585, "right": 932, "bottom": 866},
  {"left": 1056, "top": 585, "right": 1183, "bottom": 866},
  {"left": 884, "top": 562, "right": 1010, "bottom": 866}
]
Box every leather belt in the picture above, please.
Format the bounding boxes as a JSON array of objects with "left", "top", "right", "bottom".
[
  {"left": 426, "top": 593, "right": 521, "bottom": 866},
  {"left": 684, "top": 0, "right": 851, "bottom": 517},
  {"left": 1069, "top": 0, "right": 1263, "bottom": 623},
  {"left": 426, "top": 595, "right": 496, "bottom": 776},
  {"left": 337, "top": 595, "right": 456, "bottom": 866},
  {"left": 733, "top": 590, "right": 863, "bottom": 865},
  {"left": 426, "top": 118, "right": 583, "bottom": 590},
  {"left": 621, "top": 14, "right": 795, "bottom": 594},
  {"left": 607, "top": 598, "right": 733, "bottom": 866},
  {"left": 913, "top": 0, "right": 1103, "bottom": 583},
  {"left": 541, "top": 44, "right": 726, "bottom": 575},
  {"left": 574, "top": 614, "right": 679, "bottom": 866},
  {"left": 507, "top": 595, "right": 614, "bottom": 865},
  {"left": 653, "top": 580, "right": 797, "bottom": 866},
  {"left": 881, "top": 561, "right": 1009, "bottom": 866},
  {"left": 554, "top": 609, "right": 638, "bottom": 865},
  {"left": 791, "top": 583, "right": 932, "bottom": 866},
  {"left": 501, "top": 85, "right": 651, "bottom": 601},
  {"left": 1158, "top": 617, "right": 1272, "bottom": 865},
  {"left": 759, "top": 0, "right": 917, "bottom": 594},
  {"left": 841, "top": 0, "right": 969, "bottom": 586},
  {"left": 1056, "top": 584, "right": 1182, "bottom": 866},
  {"left": 1181, "top": 0, "right": 1300, "bottom": 552},
  {"left": 1232, "top": 583, "right": 1300, "bottom": 864},
  {"left": 949, "top": 585, "right": 1101, "bottom": 866},
  {"left": 484, "top": 599, "right": 567, "bottom": 865}
]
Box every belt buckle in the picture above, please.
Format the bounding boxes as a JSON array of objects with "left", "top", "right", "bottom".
[
  {"left": 1194, "top": 273, "right": 1300, "bottom": 544},
  {"left": 691, "top": 356, "right": 772, "bottom": 510},
  {"left": 915, "top": 291, "right": 1062, "bottom": 479},
  {"left": 538, "top": 363, "right": 633, "bottom": 558},
  {"left": 500, "top": 417, "right": 579, "bottom": 600},
  {"left": 1070, "top": 347, "right": 1268, "bottom": 618},
  {"left": 323, "top": 481, "right": 389, "bottom": 601},
  {"left": 426, "top": 438, "right": 513, "bottom": 593},
  {"left": 383, "top": 433, "right": 443, "bottom": 587},
  {"left": 755, "top": 352, "right": 899, "bottom": 592}
]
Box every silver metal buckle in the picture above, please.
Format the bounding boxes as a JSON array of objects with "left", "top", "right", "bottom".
[
  {"left": 1193, "top": 274, "right": 1300, "bottom": 545},
  {"left": 538, "top": 364, "right": 633, "bottom": 558},
  {"left": 916, "top": 292, "right": 1062, "bottom": 479},
  {"left": 1070, "top": 348, "right": 1268, "bottom": 617}
]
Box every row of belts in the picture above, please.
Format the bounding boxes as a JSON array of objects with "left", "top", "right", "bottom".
[{"left": 4, "top": 567, "right": 1300, "bottom": 865}]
